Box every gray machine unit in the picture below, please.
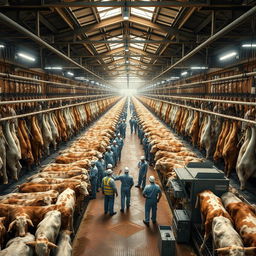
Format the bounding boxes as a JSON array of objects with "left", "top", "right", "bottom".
[
  {"left": 158, "top": 225, "right": 176, "bottom": 256},
  {"left": 172, "top": 209, "right": 190, "bottom": 243},
  {"left": 169, "top": 162, "right": 229, "bottom": 244},
  {"left": 171, "top": 162, "right": 229, "bottom": 223}
]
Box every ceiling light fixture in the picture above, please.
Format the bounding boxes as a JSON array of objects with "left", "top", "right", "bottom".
[
  {"left": 219, "top": 51, "right": 237, "bottom": 61},
  {"left": 45, "top": 66, "right": 62, "bottom": 70},
  {"left": 191, "top": 66, "right": 208, "bottom": 70},
  {"left": 18, "top": 52, "right": 35, "bottom": 62},
  {"left": 67, "top": 71, "right": 74, "bottom": 76},
  {"left": 0, "top": 44, "right": 5, "bottom": 48},
  {"left": 242, "top": 43, "right": 256, "bottom": 48},
  {"left": 181, "top": 71, "right": 188, "bottom": 76}
]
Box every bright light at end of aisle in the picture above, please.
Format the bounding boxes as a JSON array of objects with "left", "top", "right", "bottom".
[{"left": 120, "top": 88, "right": 137, "bottom": 96}]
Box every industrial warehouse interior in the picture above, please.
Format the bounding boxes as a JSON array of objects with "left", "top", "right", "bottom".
[{"left": 0, "top": 1, "right": 256, "bottom": 256}]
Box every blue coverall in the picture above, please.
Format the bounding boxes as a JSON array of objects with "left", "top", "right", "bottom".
[
  {"left": 111, "top": 144, "right": 119, "bottom": 166},
  {"left": 120, "top": 122, "right": 127, "bottom": 138},
  {"left": 96, "top": 159, "right": 106, "bottom": 189},
  {"left": 129, "top": 118, "right": 135, "bottom": 133},
  {"left": 115, "top": 137, "right": 124, "bottom": 161},
  {"left": 89, "top": 165, "right": 98, "bottom": 199},
  {"left": 139, "top": 128, "right": 144, "bottom": 144},
  {"left": 143, "top": 183, "right": 161, "bottom": 223},
  {"left": 102, "top": 176, "right": 117, "bottom": 215},
  {"left": 134, "top": 119, "right": 138, "bottom": 134},
  {"left": 115, "top": 174, "right": 134, "bottom": 210},
  {"left": 142, "top": 137, "right": 149, "bottom": 159},
  {"left": 104, "top": 150, "right": 114, "bottom": 166},
  {"left": 137, "top": 160, "right": 148, "bottom": 189}
]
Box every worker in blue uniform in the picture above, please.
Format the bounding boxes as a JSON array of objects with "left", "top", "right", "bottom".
[
  {"left": 133, "top": 117, "right": 138, "bottom": 134},
  {"left": 89, "top": 161, "right": 98, "bottom": 199},
  {"left": 138, "top": 125, "right": 144, "bottom": 144},
  {"left": 135, "top": 156, "right": 148, "bottom": 190},
  {"left": 104, "top": 146, "right": 114, "bottom": 167},
  {"left": 114, "top": 167, "right": 134, "bottom": 212},
  {"left": 96, "top": 153, "right": 106, "bottom": 191},
  {"left": 115, "top": 133, "right": 124, "bottom": 161},
  {"left": 143, "top": 176, "right": 162, "bottom": 226},
  {"left": 120, "top": 119, "right": 127, "bottom": 138},
  {"left": 111, "top": 140, "right": 119, "bottom": 166},
  {"left": 102, "top": 169, "right": 118, "bottom": 216},
  {"left": 142, "top": 133, "right": 149, "bottom": 160},
  {"left": 103, "top": 163, "right": 113, "bottom": 177},
  {"left": 129, "top": 117, "right": 135, "bottom": 134}
]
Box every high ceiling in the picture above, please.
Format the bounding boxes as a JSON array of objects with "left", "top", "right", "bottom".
[{"left": 0, "top": 0, "right": 256, "bottom": 88}]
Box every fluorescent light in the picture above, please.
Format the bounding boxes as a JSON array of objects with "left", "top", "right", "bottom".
[
  {"left": 45, "top": 66, "right": 62, "bottom": 70},
  {"left": 191, "top": 66, "right": 208, "bottom": 70},
  {"left": 125, "top": 48, "right": 129, "bottom": 52},
  {"left": 181, "top": 71, "right": 188, "bottom": 76},
  {"left": 0, "top": 44, "right": 5, "bottom": 48},
  {"left": 67, "top": 71, "right": 74, "bottom": 76},
  {"left": 242, "top": 44, "right": 256, "bottom": 48},
  {"left": 75, "top": 76, "right": 85, "bottom": 80},
  {"left": 170, "top": 76, "right": 180, "bottom": 80},
  {"left": 125, "top": 60, "right": 129, "bottom": 64},
  {"left": 18, "top": 52, "right": 35, "bottom": 62},
  {"left": 219, "top": 51, "right": 237, "bottom": 61}
]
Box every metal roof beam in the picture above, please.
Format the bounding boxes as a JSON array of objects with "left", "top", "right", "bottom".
[{"left": 1, "top": 1, "right": 251, "bottom": 8}]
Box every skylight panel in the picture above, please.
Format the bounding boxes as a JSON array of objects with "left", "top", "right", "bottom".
[
  {"left": 98, "top": 8, "right": 121, "bottom": 20},
  {"left": 113, "top": 57, "right": 123, "bottom": 60},
  {"left": 130, "top": 43, "right": 144, "bottom": 50}
]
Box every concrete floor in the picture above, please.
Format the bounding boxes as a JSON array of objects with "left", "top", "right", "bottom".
[{"left": 72, "top": 111, "right": 195, "bottom": 256}]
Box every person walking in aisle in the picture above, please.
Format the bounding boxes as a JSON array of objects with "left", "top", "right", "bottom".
[
  {"left": 89, "top": 161, "right": 98, "bottom": 199},
  {"left": 104, "top": 146, "right": 114, "bottom": 167},
  {"left": 120, "top": 119, "right": 127, "bottom": 138},
  {"left": 114, "top": 167, "right": 134, "bottom": 212},
  {"left": 102, "top": 169, "right": 118, "bottom": 216},
  {"left": 143, "top": 176, "right": 162, "bottom": 226},
  {"left": 133, "top": 116, "right": 138, "bottom": 134},
  {"left": 111, "top": 140, "right": 119, "bottom": 167},
  {"left": 129, "top": 117, "right": 135, "bottom": 134},
  {"left": 135, "top": 156, "right": 148, "bottom": 190},
  {"left": 96, "top": 153, "right": 106, "bottom": 191},
  {"left": 115, "top": 133, "right": 124, "bottom": 161}
]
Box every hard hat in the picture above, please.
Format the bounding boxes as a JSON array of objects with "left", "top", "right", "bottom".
[
  {"left": 106, "top": 169, "right": 113, "bottom": 175},
  {"left": 98, "top": 154, "right": 103, "bottom": 158},
  {"left": 117, "top": 133, "right": 121, "bottom": 136},
  {"left": 107, "top": 146, "right": 111, "bottom": 150},
  {"left": 123, "top": 119, "right": 125, "bottom": 121},
  {"left": 107, "top": 164, "right": 113, "bottom": 169},
  {"left": 141, "top": 156, "right": 145, "bottom": 160},
  {"left": 113, "top": 140, "right": 117, "bottom": 143},
  {"left": 149, "top": 176, "right": 155, "bottom": 182},
  {"left": 124, "top": 167, "right": 129, "bottom": 173}
]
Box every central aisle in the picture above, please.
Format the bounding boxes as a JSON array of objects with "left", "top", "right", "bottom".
[{"left": 72, "top": 111, "right": 194, "bottom": 256}]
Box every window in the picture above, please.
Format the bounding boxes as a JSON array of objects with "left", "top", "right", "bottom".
[{"left": 131, "top": 0, "right": 155, "bottom": 20}]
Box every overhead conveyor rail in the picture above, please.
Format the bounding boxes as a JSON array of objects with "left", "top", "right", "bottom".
[
  {"left": 0, "top": 72, "right": 109, "bottom": 91},
  {"left": 143, "top": 95, "right": 256, "bottom": 126},
  {"left": 0, "top": 96, "right": 117, "bottom": 122}
]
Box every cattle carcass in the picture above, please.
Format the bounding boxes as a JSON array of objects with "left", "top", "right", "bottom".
[
  {"left": 0, "top": 126, "right": 7, "bottom": 184},
  {"left": 196, "top": 190, "right": 232, "bottom": 251},
  {"left": 0, "top": 233, "right": 35, "bottom": 256},
  {"left": 55, "top": 230, "right": 72, "bottom": 256},
  {"left": 0, "top": 217, "right": 6, "bottom": 250},
  {"left": 3, "top": 120, "right": 22, "bottom": 180},
  {"left": 236, "top": 126, "right": 256, "bottom": 190},
  {"left": 41, "top": 114, "right": 53, "bottom": 156},
  {"left": 222, "top": 192, "right": 256, "bottom": 247},
  {"left": 26, "top": 210, "right": 61, "bottom": 256}
]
